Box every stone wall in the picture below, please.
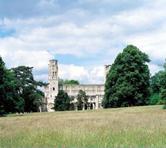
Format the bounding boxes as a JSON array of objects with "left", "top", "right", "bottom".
[{"left": 44, "top": 59, "right": 108, "bottom": 112}]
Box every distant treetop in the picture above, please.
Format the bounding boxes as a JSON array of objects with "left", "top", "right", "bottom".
[{"left": 59, "top": 79, "right": 79, "bottom": 85}]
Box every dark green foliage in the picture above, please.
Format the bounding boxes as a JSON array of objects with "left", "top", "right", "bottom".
[
  {"left": 103, "top": 45, "right": 150, "bottom": 108},
  {"left": 3, "top": 70, "right": 24, "bottom": 113},
  {"left": 12, "top": 66, "right": 44, "bottom": 112},
  {"left": 161, "top": 89, "right": 166, "bottom": 109},
  {"left": 64, "top": 79, "right": 79, "bottom": 85},
  {"left": 150, "top": 60, "right": 166, "bottom": 108},
  {"left": 149, "top": 71, "right": 164, "bottom": 105},
  {"left": 0, "top": 57, "right": 6, "bottom": 116},
  {"left": 151, "top": 70, "right": 166, "bottom": 92},
  {"left": 59, "top": 79, "right": 79, "bottom": 86},
  {"left": 150, "top": 71, "right": 164, "bottom": 93},
  {"left": 0, "top": 57, "right": 23, "bottom": 115},
  {"left": 160, "top": 61, "right": 166, "bottom": 109},
  {"left": 160, "top": 63, "right": 166, "bottom": 90},
  {"left": 0, "top": 56, "right": 48, "bottom": 114},
  {"left": 149, "top": 93, "right": 161, "bottom": 105},
  {"left": 54, "top": 90, "right": 71, "bottom": 111},
  {"left": 77, "top": 90, "right": 88, "bottom": 110}
]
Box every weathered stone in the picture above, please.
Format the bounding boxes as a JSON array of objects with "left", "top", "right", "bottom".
[{"left": 44, "top": 60, "right": 111, "bottom": 112}]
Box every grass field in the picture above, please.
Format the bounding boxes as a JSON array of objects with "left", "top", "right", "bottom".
[{"left": 0, "top": 105, "right": 166, "bottom": 148}]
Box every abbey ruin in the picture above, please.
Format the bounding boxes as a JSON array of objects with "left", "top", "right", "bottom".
[{"left": 44, "top": 60, "right": 111, "bottom": 112}]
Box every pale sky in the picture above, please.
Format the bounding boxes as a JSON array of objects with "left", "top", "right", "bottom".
[{"left": 0, "top": 0, "right": 165, "bottom": 84}]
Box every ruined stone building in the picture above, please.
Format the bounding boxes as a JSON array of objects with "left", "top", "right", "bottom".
[{"left": 44, "top": 60, "right": 111, "bottom": 112}]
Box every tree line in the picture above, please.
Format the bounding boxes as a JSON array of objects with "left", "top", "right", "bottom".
[
  {"left": 0, "top": 44, "right": 166, "bottom": 115},
  {"left": 0, "top": 57, "right": 45, "bottom": 116},
  {"left": 54, "top": 45, "right": 166, "bottom": 111},
  {"left": 103, "top": 45, "right": 166, "bottom": 109}
]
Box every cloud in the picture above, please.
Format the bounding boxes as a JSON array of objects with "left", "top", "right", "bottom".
[
  {"left": 148, "top": 63, "right": 163, "bottom": 76},
  {"left": 0, "top": 0, "right": 166, "bottom": 83},
  {"left": 59, "top": 64, "right": 104, "bottom": 84},
  {"left": 126, "top": 25, "right": 166, "bottom": 64}
]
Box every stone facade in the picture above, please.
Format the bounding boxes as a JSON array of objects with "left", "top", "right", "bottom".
[{"left": 44, "top": 59, "right": 111, "bottom": 112}]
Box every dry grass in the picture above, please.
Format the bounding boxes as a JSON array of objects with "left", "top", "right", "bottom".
[{"left": 0, "top": 105, "right": 166, "bottom": 148}]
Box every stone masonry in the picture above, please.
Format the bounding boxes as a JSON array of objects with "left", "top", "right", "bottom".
[{"left": 44, "top": 59, "right": 111, "bottom": 112}]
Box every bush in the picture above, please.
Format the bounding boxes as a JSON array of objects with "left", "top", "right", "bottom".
[{"left": 149, "top": 93, "right": 162, "bottom": 105}]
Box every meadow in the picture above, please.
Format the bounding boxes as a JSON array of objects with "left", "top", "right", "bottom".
[{"left": 0, "top": 105, "right": 166, "bottom": 148}]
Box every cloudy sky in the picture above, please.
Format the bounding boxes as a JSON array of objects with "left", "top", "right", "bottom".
[{"left": 0, "top": 0, "right": 165, "bottom": 84}]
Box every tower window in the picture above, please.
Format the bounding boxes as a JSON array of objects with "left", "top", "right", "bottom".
[{"left": 53, "top": 87, "right": 55, "bottom": 91}]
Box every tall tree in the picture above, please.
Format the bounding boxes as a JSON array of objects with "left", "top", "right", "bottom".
[
  {"left": 149, "top": 71, "right": 164, "bottom": 105},
  {"left": 54, "top": 90, "right": 70, "bottom": 111},
  {"left": 0, "top": 57, "right": 25, "bottom": 115},
  {"left": 149, "top": 60, "right": 166, "bottom": 108},
  {"left": 12, "top": 66, "right": 44, "bottom": 112},
  {"left": 150, "top": 71, "right": 164, "bottom": 93},
  {"left": 3, "top": 69, "right": 24, "bottom": 113},
  {"left": 0, "top": 57, "right": 6, "bottom": 115},
  {"left": 160, "top": 60, "right": 166, "bottom": 108},
  {"left": 103, "top": 45, "right": 150, "bottom": 108}
]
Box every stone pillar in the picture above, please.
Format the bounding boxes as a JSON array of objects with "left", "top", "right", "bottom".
[
  {"left": 92, "top": 103, "right": 95, "bottom": 110},
  {"left": 39, "top": 106, "right": 42, "bottom": 112},
  {"left": 95, "top": 95, "right": 99, "bottom": 109},
  {"left": 75, "top": 103, "right": 78, "bottom": 111},
  {"left": 87, "top": 103, "right": 90, "bottom": 110},
  {"left": 104, "top": 65, "right": 111, "bottom": 82},
  {"left": 82, "top": 103, "right": 85, "bottom": 111}
]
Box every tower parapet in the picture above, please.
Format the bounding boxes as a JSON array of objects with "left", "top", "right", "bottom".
[
  {"left": 44, "top": 59, "right": 110, "bottom": 112},
  {"left": 48, "top": 60, "right": 58, "bottom": 82},
  {"left": 104, "top": 65, "right": 111, "bottom": 82}
]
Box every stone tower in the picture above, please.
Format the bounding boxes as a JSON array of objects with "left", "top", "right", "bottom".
[
  {"left": 47, "top": 59, "right": 59, "bottom": 111},
  {"left": 104, "top": 65, "right": 111, "bottom": 82}
]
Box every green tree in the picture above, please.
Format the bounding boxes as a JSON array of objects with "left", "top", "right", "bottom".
[
  {"left": 149, "top": 60, "right": 166, "bottom": 108},
  {"left": 12, "top": 66, "right": 44, "bottom": 112},
  {"left": 160, "top": 61, "right": 166, "bottom": 89},
  {"left": 150, "top": 71, "right": 164, "bottom": 93},
  {"left": 54, "top": 90, "right": 70, "bottom": 111},
  {"left": 3, "top": 69, "right": 24, "bottom": 113},
  {"left": 59, "top": 79, "right": 79, "bottom": 85},
  {"left": 161, "top": 89, "right": 166, "bottom": 109},
  {"left": 0, "top": 57, "right": 25, "bottom": 115},
  {"left": 149, "top": 71, "right": 164, "bottom": 105},
  {"left": 103, "top": 45, "right": 150, "bottom": 108},
  {"left": 64, "top": 79, "right": 79, "bottom": 85},
  {"left": 160, "top": 60, "right": 166, "bottom": 109},
  {"left": 77, "top": 90, "right": 88, "bottom": 110},
  {"left": 0, "top": 57, "right": 6, "bottom": 115}
]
